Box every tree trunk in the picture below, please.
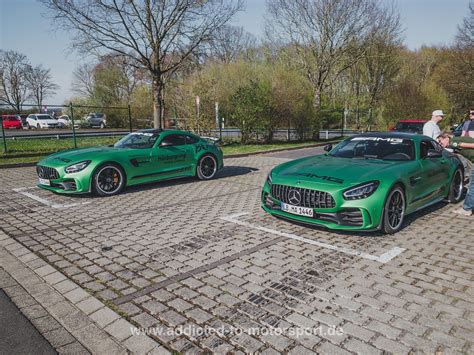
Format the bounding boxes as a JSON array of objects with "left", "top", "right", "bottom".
[
  {"left": 312, "top": 88, "right": 322, "bottom": 140},
  {"left": 152, "top": 76, "right": 164, "bottom": 129}
]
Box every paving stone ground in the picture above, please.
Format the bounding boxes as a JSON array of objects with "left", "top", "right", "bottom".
[{"left": 0, "top": 148, "right": 473, "bottom": 354}]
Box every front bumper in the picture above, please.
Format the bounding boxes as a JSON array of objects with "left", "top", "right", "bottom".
[
  {"left": 36, "top": 164, "right": 91, "bottom": 194},
  {"left": 261, "top": 182, "right": 383, "bottom": 231}
]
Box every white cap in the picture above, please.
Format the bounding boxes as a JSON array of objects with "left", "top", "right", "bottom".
[{"left": 432, "top": 110, "right": 444, "bottom": 116}]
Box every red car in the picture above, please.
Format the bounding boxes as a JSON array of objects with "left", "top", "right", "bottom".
[
  {"left": 391, "top": 119, "right": 427, "bottom": 134},
  {"left": 1, "top": 115, "right": 22, "bottom": 129}
]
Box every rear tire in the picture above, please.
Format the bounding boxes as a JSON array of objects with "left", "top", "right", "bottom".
[
  {"left": 92, "top": 163, "right": 125, "bottom": 196},
  {"left": 447, "top": 168, "right": 464, "bottom": 203},
  {"left": 37, "top": 124, "right": 40, "bottom": 129},
  {"left": 196, "top": 154, "right": 217, "bottom": 180},
  {"left": 382, "top": 185, "right": 406, "bottom": 234},
  {"left": 100, "top": 122, "right": 105, "bottom": 129}
]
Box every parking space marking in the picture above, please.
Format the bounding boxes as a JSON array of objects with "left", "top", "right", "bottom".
[
  {"left": 13, "top": 187, "right": 91, "bottom": 209},
  {"left": 221, "top": 212, "right": 405, "bottom": 264}
]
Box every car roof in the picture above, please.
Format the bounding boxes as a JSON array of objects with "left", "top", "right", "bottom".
[{"left": 350, "top": 131, "right": 428, "bottom": 141}]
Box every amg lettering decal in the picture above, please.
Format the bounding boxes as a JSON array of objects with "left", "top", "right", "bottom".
[{"left": 284, "top": 172, "right": 344, "bottom": 184}]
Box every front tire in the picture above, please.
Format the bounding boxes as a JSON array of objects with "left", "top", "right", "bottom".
[
  {"left": 196, "top": 154, "right": 217, "bottom": 180},
  {"left": 382, "top": 185, "right": 406, "bottom": 234},
  {"left": 92, "top": 163, "right": 125, "bottom": 196},
  {"left": 447, "top": 168, "right": 464, "bottom": 203}
]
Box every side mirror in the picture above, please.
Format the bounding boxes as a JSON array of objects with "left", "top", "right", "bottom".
[
  {"left": 426, "top": 149, "right": 442, "bottom": 158},
  {"left": 160, "top": 141, "right": 173, "bottom": 147},
  {"left": 323, "top": 144, "right": 333, "bottom": 152}
]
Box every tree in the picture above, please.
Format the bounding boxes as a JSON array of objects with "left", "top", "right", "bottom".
[
  {"left": 41, "top": 0, "right": 243, "bottom": 129},
  {"left": 0, "top": 50, "right": 31, "bottom": 112},
  {"left": 456, "top": 1, "right": 474, "bottom": 48},
  {"left": 207, "top": 25, "right": 257, "bottom": 63},
  {"left": 230, "top": 79, "right": 273, "bottom": 143},
  {"left": 72, "top": 63, "right": 95, "bottom": 98},
  {"left": 265, "top": 0, "right": 401, "bottom": 135},
  {"left": 26, "top": 65, "right": 59, "bottom": 109}
]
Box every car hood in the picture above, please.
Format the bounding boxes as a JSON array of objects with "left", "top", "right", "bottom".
[
  {"left": 39, "top": 146, "right": 127, "bottom": 167},
  {"left": 273, "top": 154, "right": 405, "bottom": 187}
]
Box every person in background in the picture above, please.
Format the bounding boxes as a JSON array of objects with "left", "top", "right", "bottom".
[
  {"left": 461, "top": 109, "right": 474, "bottom": 138},
  {"left": 423, "top": 110, "right": 444, "bottom": 139},
  {"left": 438, "top": 132, "right": 472, "bottom": 180},
  {"left": 438, "top": 133, "right": 474, "bottom": 216}
]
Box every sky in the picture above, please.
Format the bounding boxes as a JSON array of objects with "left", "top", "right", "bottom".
[{"left": 0, "top": 0, "right": 471, "bottom": 104}]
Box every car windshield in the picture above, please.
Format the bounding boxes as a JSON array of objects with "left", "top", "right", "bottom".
[
  {"left": 37, "top": 115, "right": 52, "bottom": 120},
  {"left": 395, "top": 122, "right": 424, "bottom": 132},
  {"left": 4, "top": 116, "right": 19, "bottom": 121},
  {"left": 114, "top": 132, "right": 159, "bottom": 149},
  {"left": 329, "top": 137, "right": 415, "bottom": 161}
]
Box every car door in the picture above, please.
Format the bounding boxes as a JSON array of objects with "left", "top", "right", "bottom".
[
  {"left": 28, "top": 115, "right": 37, "bottom": 128},
  {"left": 151, "top": 133, "right": 194, "bottom": 178},
  {"left": 412, "top": 140, "right": 449, "bottom": 205}
]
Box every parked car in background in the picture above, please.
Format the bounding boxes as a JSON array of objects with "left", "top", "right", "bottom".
[
  {"left": 57, "top": 115, "right": 71, "bottom": 128},
  {"left": 26, "top": 114, "right": 59, "bottom": 129},
  {"left": 1, "top": 115, "right": 22, "bottom": 129},
  {"left": 392, "top": 119, "right": 427, "bottom": 134},
  {"left": 86, "top": 113, "right": 107, "bottom": 128}
]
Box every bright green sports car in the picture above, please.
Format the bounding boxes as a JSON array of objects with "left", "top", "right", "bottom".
[
  {"left": 36, "top": 129, "right": 223, "bottom": 196},
  {"left": 262, "top": 132, "right": 464, "bottom": 234}
]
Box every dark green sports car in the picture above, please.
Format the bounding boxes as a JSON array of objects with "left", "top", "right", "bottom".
[
  {"left": 36, "top": 129, "right": 223, "bottom": 196},
  {"left": 262, "top": 133, "right": 464, "bottom": 234}
]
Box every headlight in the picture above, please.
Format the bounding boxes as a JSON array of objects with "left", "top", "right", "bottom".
[
  {"left": 65, "top": 160, "right": 91, "bottom": 174},
  {"left": 343, "top": 181, "right": 379, "bottom": 200},
  {"left": 267, "top": 171, "right": 273, "bottom": 185}
]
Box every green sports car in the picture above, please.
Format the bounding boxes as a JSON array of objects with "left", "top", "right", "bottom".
[
  {"left": 36, "top": 129, "right": 223, "bottom": 196},
  {"left": 262, "top": 133, "right": 464, "bottom": 234}
]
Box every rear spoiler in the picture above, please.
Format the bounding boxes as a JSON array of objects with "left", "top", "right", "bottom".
[{"left": 201, "top": 136, "right": 221, "bottom": 144}]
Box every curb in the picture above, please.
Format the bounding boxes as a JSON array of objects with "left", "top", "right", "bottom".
[
  {"left": 0, "top": 140, "right": 341, "bottom": 169},
  {"left": 0, "top": 230, "right": 170, "bottom": 354}
]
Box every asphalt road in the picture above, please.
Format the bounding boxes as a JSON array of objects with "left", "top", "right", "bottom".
[{"left": 0, "top": 290, "right": 56, "bottom": 354}]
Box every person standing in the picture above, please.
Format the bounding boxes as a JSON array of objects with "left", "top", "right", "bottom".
[
  {"left": 438, "top": 134, "right": 474, "bottom": 216},
  {"left": 423, "top": 110, "right": 444, "bottom": 139},
  {"left": 461, "top": 109, "right": 474, "bottom": 138}
]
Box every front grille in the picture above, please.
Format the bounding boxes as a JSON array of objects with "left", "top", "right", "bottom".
[
  {"left": 37, "top": 165, "right": 60, "bottom": 179},
  {"left": 270, "top": 184, "right": 336, "bottom": 209}
]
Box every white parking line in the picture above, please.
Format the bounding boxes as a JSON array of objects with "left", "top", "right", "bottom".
[
  {"left": 13, "top": 187, "right": 91, "bottom": 209},
  {"left": 221, "top": 213, "right": 405, "bottom": 264}
]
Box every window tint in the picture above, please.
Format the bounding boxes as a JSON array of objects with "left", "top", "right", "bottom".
[
  {"left": 186, "top": 135, "right": 199, "bottom": 144},
  {"left": 161, "top": 134, "right": 186, "bottom": 146},
  {"left": 420, "top": 140, "right": 437, "bottom": 159}
]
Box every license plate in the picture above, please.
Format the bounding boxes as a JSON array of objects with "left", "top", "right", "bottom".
[
  {"left": 38, "top": 178, "right": 50, "bottom": 186},
  {"left": 281, "top": 202, "right": 314, "bottom": 217}
]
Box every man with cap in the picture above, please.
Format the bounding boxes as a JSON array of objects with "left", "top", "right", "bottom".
[{"left": 423, "top": 110, "right": 444, "bottom": 139}]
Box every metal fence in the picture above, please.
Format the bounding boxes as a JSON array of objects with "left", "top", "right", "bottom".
[
  {"left": 1, "top": 104, "right": 365, "bottom": 162},
  {"left": 0, "top": 103, "right": 135, "bottom": 157}
]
